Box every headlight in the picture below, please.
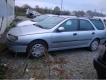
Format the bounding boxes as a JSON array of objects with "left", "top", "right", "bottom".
[{"left": 7, "top": 34, "right": 18, "bottom": 41}]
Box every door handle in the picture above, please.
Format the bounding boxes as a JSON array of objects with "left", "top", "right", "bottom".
[
  {"left": 92, "top": 32, "right": 95, "bottom": 35},
  {"left": 73, "top": 33, "right": 77, "bottom": 36}
]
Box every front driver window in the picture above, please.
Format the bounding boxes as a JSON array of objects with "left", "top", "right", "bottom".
[{"left": 60, "top": 19, "right": 78, "bottom": 31}]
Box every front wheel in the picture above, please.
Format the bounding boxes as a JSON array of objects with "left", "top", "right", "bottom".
[
  {"left": 89, "top": 40, "right": 99, "bottom": 51},
  {"left": 27, "top": 41, "right": 47, "bottom": 58}
]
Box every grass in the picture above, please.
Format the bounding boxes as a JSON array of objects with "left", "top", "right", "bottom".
[
  {"left": 0, "top": 64, "right": 7, "bottom": 79},
  {"left": 6, "top": 18, "right": 22, "bottom": 32},
  {"left": 0, "top": 43, "right": 7, "bottom": 52},
  {"left": 0, "top": 45, "right": 8, "bottom": 79}
]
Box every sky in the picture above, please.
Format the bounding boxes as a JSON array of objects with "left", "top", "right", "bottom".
[{"left": 15, "top": 0, "right": 106, "bottom": 14}]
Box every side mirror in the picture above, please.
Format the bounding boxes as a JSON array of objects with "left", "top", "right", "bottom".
[{"left": 57, "top": 27, "right": 65, "bottom": 32}]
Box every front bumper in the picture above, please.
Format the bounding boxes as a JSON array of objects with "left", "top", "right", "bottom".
[
  {"left": 7, "top": 40, "right": 27, "bottom": 53},
  {"left": 8, "top": 45, "right": 27, "bottom": 53}
]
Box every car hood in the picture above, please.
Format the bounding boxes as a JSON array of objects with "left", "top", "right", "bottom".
[
  {"left": 17, "top": 20, "right": 37, "bottom": 26},
  {"left": 8, "top": 25, "right": 50, "bottom": 36}
]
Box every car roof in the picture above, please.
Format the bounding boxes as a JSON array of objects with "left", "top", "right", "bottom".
[
  {"left": 58, "top": 15, "right": 77, "bottom": 18},
  {"left": 57, "top": 16, "right": 91, "bottom": 20},
  {"left": 41, "top": 14, "right": 95, "bottom": 20},
  {"left": 44, "top": 14, "right": 57, "bottom": 16},
  {"left": 93, "top": 17, "right": 106, "bottom": 19}
]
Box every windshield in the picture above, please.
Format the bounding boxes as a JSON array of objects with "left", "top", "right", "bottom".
[
  {"left": 31, "top": 15, "right": 49, "bottom": 22},
  {"left": 36, "top": 16, "right": 65, "bottom": 29}
]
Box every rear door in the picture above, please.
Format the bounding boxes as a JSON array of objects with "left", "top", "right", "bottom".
[{"left": 77, "top": 19, "right": 96, "bottom": 47}]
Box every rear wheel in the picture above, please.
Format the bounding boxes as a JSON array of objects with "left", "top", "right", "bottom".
[
  {"left": 27, "top": 41, "right": 48, "bottom": 58},
  {"left": 89, "top": 39, "right": 99, "bottom": 51}
]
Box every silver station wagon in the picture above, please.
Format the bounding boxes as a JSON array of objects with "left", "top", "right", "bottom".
[{"left": 7, "top": 16, "right": 106, "bottom": 58}]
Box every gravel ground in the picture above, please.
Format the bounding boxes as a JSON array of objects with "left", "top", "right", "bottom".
[{"left": 0, "top": 44, "right": 105, "bottom": 79}]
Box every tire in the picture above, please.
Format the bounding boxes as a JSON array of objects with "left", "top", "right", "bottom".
[
  {"left": 27, "top": 41, "right": 48, "bottom": 58},
  {"left": 89, "top": 39, "right": 99, "bottom": 51},
  {"left": 103, "top": 41, "right": 106, "bottom": 47}
]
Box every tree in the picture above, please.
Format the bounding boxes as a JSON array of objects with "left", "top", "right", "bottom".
[
  {"left": 53, "top": 6, "right": 60, "bottom": 15},
  {"left": 86, "top": 10, "right": 93, "bottom": 17},
  {"left": 61, "top": 10, "right": 71, "bottom": 15},
  {"left": 35, "top": 5, "right": 40, "bottom": 11},
  {"left": 86, "top": 10, "right": 105, "bottom": 17},
  {"left": 72, "top": 11, "right": 85, "bottom": 17},
  {"left": 22, "top": 4, "right": 31, "bottom": 9},
  {"left": 78, "top": 11, "right": 85, "bottom": 17},
  {"left": 15, "top": 6, "right": 26, "bottom": 16}
]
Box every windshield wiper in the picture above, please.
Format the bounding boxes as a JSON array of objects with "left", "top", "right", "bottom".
[
  {"left": 34, "top": 24, "right": 44, "bottom": 28},
  {"left": 31, "top": 19, "right": 35, "bottom": 22}
]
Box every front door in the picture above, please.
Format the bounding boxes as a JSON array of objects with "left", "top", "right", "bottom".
[{"left": 51, "top": 19, "right": 79, "bottom": 49}]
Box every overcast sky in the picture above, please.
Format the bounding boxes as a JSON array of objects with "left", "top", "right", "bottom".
[{"left": 15, "top": 0, "right": 106, "bottom": 13}]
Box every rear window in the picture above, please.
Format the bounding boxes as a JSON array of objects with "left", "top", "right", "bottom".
[{"left": 90, "top": 19, "right": 105, "bottom": 30}]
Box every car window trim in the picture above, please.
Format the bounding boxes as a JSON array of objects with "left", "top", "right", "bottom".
[
  {"left": 55, "top": 19, "right": 79, "bottom": 32},
  {"left": 78, "top": 19, "right": 95, "bottom": 31},
  {"left": 90, "top": 19, "right": 105, "bottom": 30}
]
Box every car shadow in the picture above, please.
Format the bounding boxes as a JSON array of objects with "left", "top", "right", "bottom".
[
  {"left": 49, "top": 47, "right": 89, "bottom": 56},
  {"left": 3, "top": 47, "right": 94, "bottom": 59}
]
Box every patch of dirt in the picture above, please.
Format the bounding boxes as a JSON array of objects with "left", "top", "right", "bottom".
[{"left": 0, "top": 45, "right": 105, "bottom": 79}]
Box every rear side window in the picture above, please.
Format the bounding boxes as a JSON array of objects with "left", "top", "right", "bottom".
[
  {"left": 90, "top": 19, "right": 105, "bottom": 30},
  {"left": 79, "top": 19, "right": 94, "bottom": 31}
]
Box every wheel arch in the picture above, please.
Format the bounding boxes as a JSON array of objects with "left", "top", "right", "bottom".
[
  {"left": 27, "top": 39, "right": 49, "bottom": 50},
  {"left": 88, "top": 37, "right": 100, "bottom": 51},
  {"left": 94, "top": 38, "right": 100, "bottom": 43},
  {"left": 89, "top": 37, "right": 100, "bottom": 46},
  {"left": 26, "top": 39, "right": 49, "bottom": 58}
]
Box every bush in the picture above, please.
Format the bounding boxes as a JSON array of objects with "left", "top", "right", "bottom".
[
  {"left": 6, "top": 18, "right": 22, "bottom": 32},
  {"left": 0, "top": 60, "right": 7, "bottom": 79}
]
